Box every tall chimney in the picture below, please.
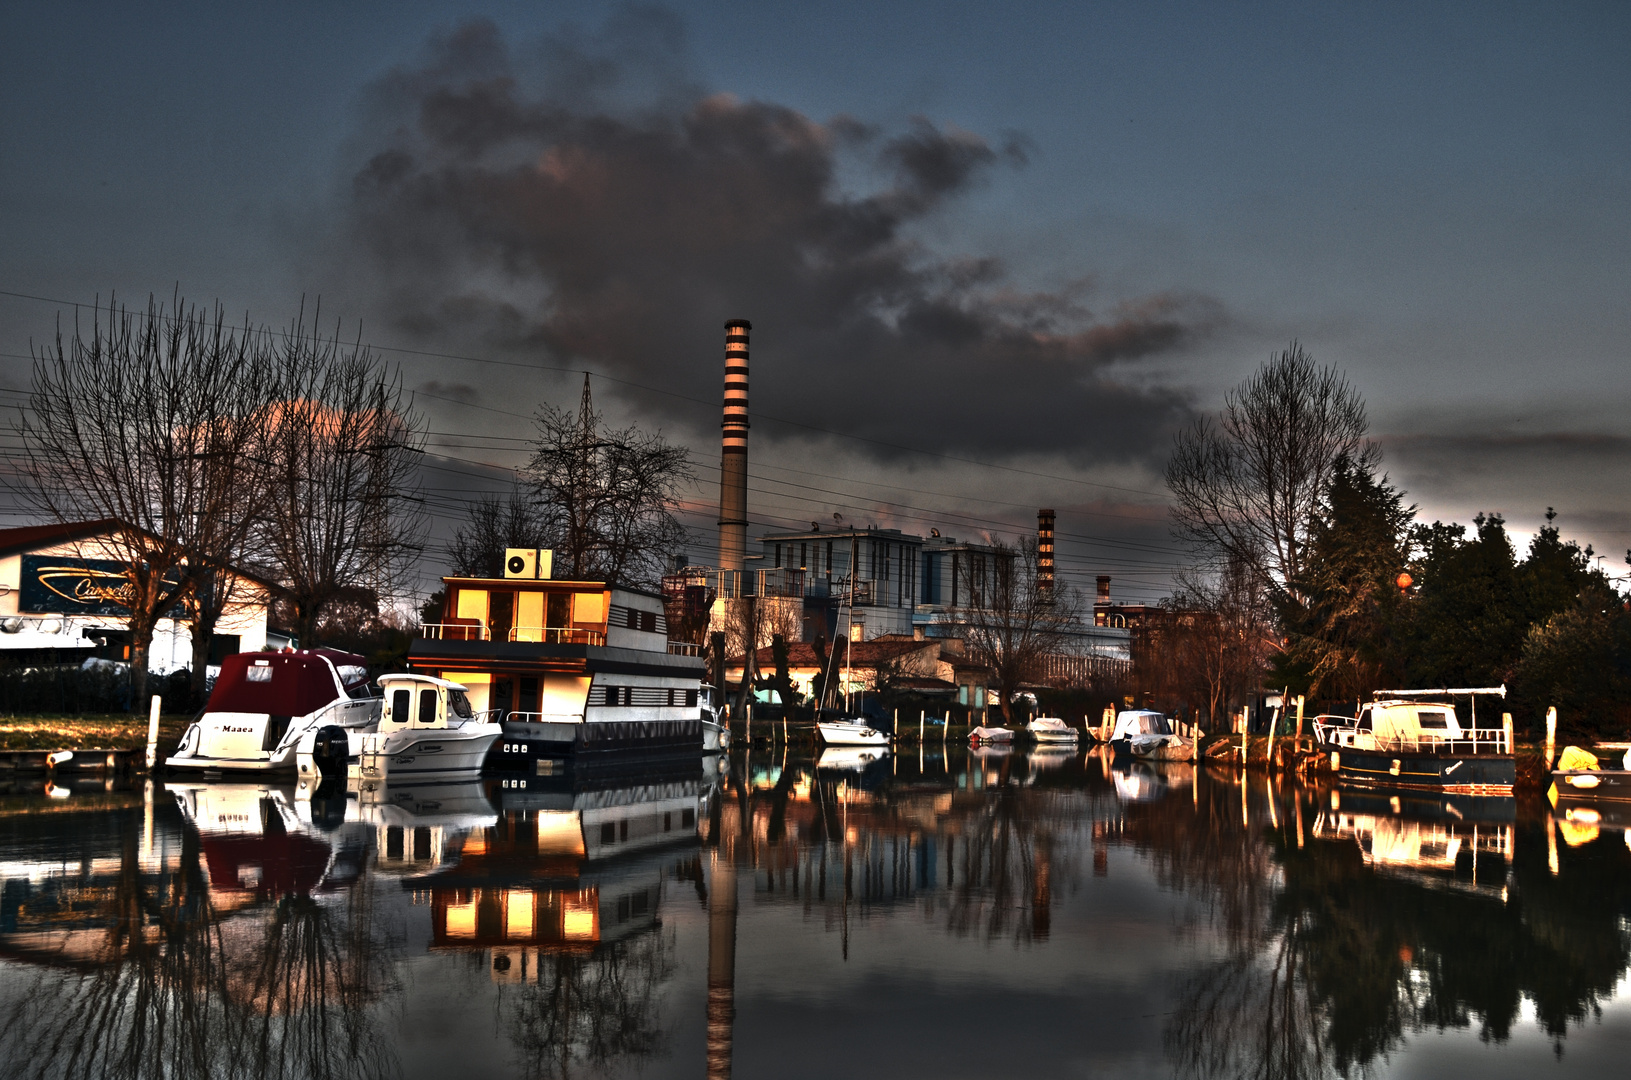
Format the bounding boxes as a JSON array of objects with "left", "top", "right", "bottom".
[
  {"left": 1037, "top": 508, "right": 1055, "bottom": 594},
  {"left": 1096, "top": 575, "right": 1111, "bottom": 603},
  {"left": 717, "top": 319, "right": 752, "bottom": 572}
]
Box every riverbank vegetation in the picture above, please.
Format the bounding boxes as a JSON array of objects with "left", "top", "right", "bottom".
[{"left": 1159, "top": 344, "right": 1630, "bottom": 741}]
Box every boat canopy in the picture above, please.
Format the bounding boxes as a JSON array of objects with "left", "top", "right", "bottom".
[
  {"left": 205, "top": 652, "right": 348, "bottom": 717},
  {"left": 1111, "top": 710, "right": 1171, "bottom": 740}
]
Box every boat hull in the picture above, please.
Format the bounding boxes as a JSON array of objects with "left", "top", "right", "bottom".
[
  {"left": 356, "top": 727, "right": 501, "bottom": 780},
  {"left": 493, "top": 718, "right": 705, "bottom": 771},
  {"left": 817, "top": 722, "right": 889, "bottom": 747},
  {"left": 1552, "top": 770, "right": 1631, "bottom": 802},
  {"left": 969, "top": 726, "right": 1014, "bottom": 744},
  {"left": 1329, "top": 746, "right": 1515, "bottom": 794}
]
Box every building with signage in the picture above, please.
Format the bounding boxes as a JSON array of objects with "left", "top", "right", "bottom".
[{"left": 0, "top": 519, "right": 271, "bottom": 672}]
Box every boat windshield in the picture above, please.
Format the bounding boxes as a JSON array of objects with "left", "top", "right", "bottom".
[{"left": 448, "top": 689, "right": 475, "bottom": 719}]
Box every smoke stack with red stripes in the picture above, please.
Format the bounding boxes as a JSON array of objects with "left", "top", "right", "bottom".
[
  {"left": 1037, "top": 507, "right": 1056, "bottom": 595},
  {"left": 717, "top": 320, "right": 752, "bottom": 572}
]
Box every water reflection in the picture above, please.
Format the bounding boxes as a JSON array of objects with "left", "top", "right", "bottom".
[{"left": 0, "top": 749, "right": 1628, "bottom": 1078}]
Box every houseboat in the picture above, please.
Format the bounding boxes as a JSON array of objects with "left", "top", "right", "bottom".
[
  {"left": 408, "top": 562, "right": 709, "bottom": 772},
  {"left": 1315, "top": 686, "right": 1514, "bottom": 795}
]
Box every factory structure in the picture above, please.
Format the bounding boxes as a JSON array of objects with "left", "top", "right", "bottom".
[{"left": 666, "top": 319, "right": 1133, "bottom": 716}]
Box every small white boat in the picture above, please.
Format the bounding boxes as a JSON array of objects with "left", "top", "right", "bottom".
[
  {"left": 1127, "top": 733, "right": 1196, "bottom": 761},
  {"left": 969, "top": 725, "right": 1014, "bottom": 744},
  {"left": 1026, "top": 717, "right": 1079, "bottom": 744},
  {"left": 350, "top": 674, "right": 502, "bottom": 782},
  {"left": 700, "top": 683, "right": 731, "bottom": 751},
  {"left": 817, "top": 717, "right": 889, "bottom": 747}
]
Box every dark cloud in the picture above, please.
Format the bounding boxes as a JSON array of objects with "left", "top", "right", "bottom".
[{"left": 339, "top": 13, "right": 1220, "bottom": 463}]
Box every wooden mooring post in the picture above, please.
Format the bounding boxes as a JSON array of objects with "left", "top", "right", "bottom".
[{"left": 1545, "top": 706, "right": 1558, "bottom": 769}]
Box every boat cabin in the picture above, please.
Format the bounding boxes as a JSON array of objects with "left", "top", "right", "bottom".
[{"left": 377, "top": 674, "right": 483, "bottom": 731}]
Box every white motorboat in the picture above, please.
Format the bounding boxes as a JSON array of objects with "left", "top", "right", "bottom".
[
  {"left": 1127, "top": 733, "right": 1196, "bottom": 761},
  {"left": 351, "top": 674, "right": 503, "bottom": 782},
  {"left": 700, "top": 683, "right": 732, "bottom": 752},
  {"left": 969, "top": 725, "right": 1014, "bottom": 744},
  {"left": 168, "top": 650, "right": 379, "bottom": 776},
  {"left": 1026, "top": 717, "right": 1079, "bottom": 744},
  {"left": 817, "top": 717, "right": 889, "bottom": 747}
]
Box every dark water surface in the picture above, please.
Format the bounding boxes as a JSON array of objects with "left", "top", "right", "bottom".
[{"left": 2, "top": 746, "right": 1629, "bottom": 1079}]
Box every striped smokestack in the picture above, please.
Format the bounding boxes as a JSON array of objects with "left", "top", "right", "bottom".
[
  {"left": 1037, "top": 507, "right": 1056, "bottom": 594},
  {"left": 717, "top": 319, "right": 752, "bottom": 572}
]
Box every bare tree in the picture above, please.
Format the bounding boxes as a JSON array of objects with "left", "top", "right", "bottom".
[
  {"left": 1166, "top": 342, "right": 1378, "bottom": 602},
  {"left": 1136, "top": 559, "right": 1275, "bottom": 728},
  {"left": 527, "top": 377, "right": 693, "bottom": 588},
  {"left": 946, "top": 539, "right": 1084, "bottom": 724},
  {"left": 15, "top": 295, "right": 277, "bottom": 705},
  {"left": 447, "top": 486, "right": 548, "bottom": 578},
  {"left": 259, "top": 311, "right": 427, "bottom": 647}
]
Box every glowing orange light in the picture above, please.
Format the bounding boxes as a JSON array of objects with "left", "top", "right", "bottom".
[{"left": 1396, "top": 572, "right": 1413, "bottom": 591}]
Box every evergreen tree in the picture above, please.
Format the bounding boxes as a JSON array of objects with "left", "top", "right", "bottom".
[{"left": 1278, "top": 458, "right": 1413, "bottom": 702}]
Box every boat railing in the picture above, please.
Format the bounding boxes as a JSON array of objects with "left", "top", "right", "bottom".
[
  {"left": 420, "top": 622, "right": 489, "bottom": 641},
  {"left": 666, "top": 640, "right": 703, "bottom": 656},
  {"left": 506, "top": 626, "right": 607, "bottom": 645},
  {"left": 505, "top": 711, "right": 586, "bottom": 726},
  {"left": 1374, "top": 727, "right": 1511, "bottom": 754}
]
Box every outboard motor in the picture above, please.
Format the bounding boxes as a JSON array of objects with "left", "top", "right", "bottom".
[{"left": 310, "top": 725, "right": 350, "bottom": 779}]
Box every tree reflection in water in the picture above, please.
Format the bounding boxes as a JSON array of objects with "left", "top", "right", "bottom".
[
  {"left": 0, "top": 809, "right": 400, "bottom": 1080},
  {"left": 497, "top": 929, "right": 677, "bottom": 1080},
  {"left": 1144, "top": 772, "right": 1631, "bottom": 1079}
]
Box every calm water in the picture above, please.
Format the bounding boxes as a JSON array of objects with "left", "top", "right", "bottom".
[{"left": 2, "top": 746, "right": 1629, "bottom": 1079}]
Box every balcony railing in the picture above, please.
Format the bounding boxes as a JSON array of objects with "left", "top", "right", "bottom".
[
  {"left": 666, "top": 641, "right": 703, "bottom": 656},
  {"left": 420, "top": 623, "right": 489, "bottom": 641},
  {"left": 507, "top": 626, "right": 606, "bottom": 646},
  {"left": 504, "top": 711, "right": 585, "bottom": 725}
]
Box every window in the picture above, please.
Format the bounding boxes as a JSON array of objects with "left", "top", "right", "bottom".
[
  {"left": 626, "top": 607, "right": 639, "bottom": 630},
  {"left": 826, "top": 541, "right": 833, "bottom": 575},
  {"left": 682, "top": 808, "right": 695, "bottom": 828},
  {"left": 686, "top": 689, "right": 698, "bottom": 707},
  {"left": 601, "top": 822, "right": 616, "bottom": 844},
  {"left": 247, "top": 665, "right": 273, "bottom": 683},
  {"left": 799, "top": 542, "right": 807, "bottom": 569},
  {"left": 413, "top": 827, "right": 432, "bottom": 860},
  {"left": 448, "top": 689, "right": 475, "bottom": 719},
  {"left": 1417, "top": 710, "right": 1450, "bottom": 730},
  {"left": 641, "top": 611, "right": 656, "bottom": 633},
  {"left": 391, "top": 689, "right": 411, "bottom": 725},
  {"left": 418, "top": 688, "right": 438, "bottom": 724}
]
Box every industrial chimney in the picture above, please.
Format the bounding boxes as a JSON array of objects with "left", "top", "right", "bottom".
[
  {"left": 717, "top": 319, "right": 751, "bottom": 572},
  {"left": 1037, "top": 508, "right": 1055, "bottom": 594}
]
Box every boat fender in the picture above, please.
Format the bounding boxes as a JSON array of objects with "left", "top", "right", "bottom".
[
  {"left": 1329, "top": 752, "right": 1340, "bottom": 771},
  {"left": 1388, "top": 759, "right": 1401, "bottom": 776},
  {"left": 1566, "top": 774, "right": 1601, "bottom": 789}
]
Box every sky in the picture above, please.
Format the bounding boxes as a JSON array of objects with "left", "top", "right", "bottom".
[{"left": 2, "top": 0, "right": 1628, "bottom": 603}]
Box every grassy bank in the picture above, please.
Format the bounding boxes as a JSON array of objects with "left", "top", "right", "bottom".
[{"left": 0, "top": 713, "right": 191, "bottom": 753}]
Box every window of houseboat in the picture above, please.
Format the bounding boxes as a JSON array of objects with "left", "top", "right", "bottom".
[{"left": 1417, "top": 709, "right": 1451, "bottom": 729}]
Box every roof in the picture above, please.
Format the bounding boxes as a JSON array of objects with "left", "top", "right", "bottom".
[
  {"left": 0, "top": 519, "right": 130, "bottom": 559},
  {"left": 734, "top": 638, "right": 938, "bottom": 668}
]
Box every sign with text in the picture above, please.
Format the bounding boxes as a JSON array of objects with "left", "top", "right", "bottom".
[{"left": 19, "top": 555, "right": 187, "bottom": 618}]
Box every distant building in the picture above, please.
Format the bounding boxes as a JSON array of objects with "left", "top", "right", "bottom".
[
  {"left": 756, "top": 526, "right": 924, "bottom": 641},
  {"left": 0, "top": 519, "right": 271, "bottom": 672},
  {"left": 1093, "top": 575, "right": 1158, "bottom": 629}
]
